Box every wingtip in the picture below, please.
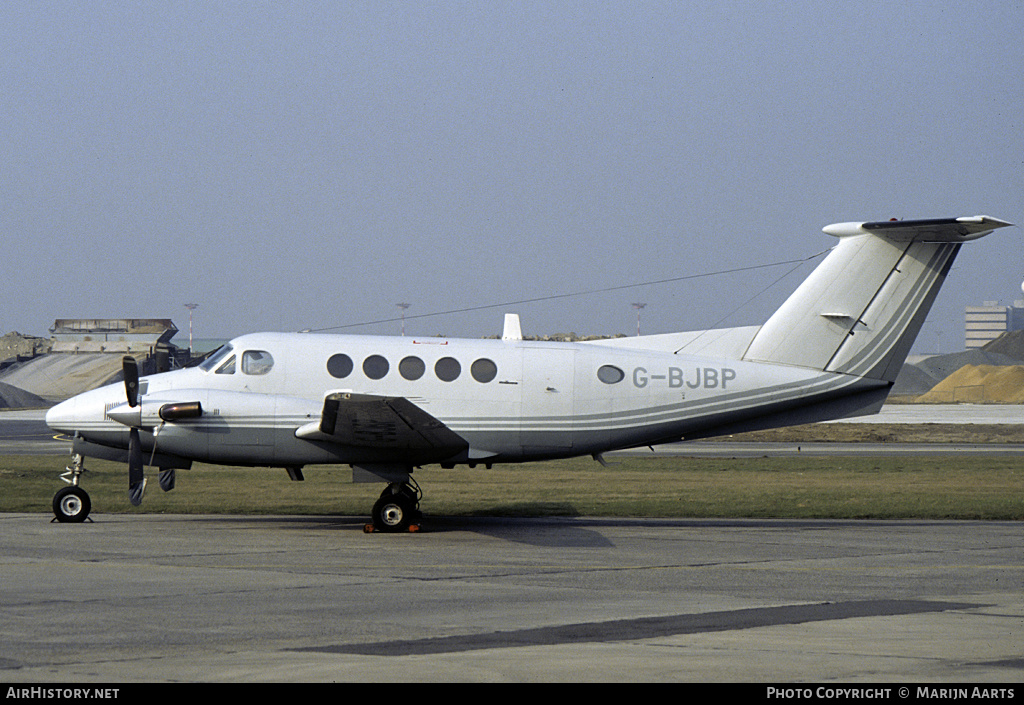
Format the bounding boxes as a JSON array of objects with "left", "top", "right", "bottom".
[
  {"left": 957, "top": 215, "right": 1015, "bottom": 229},
  {"left": 822, "top": 221, "right": 866, "bottom": 238}
]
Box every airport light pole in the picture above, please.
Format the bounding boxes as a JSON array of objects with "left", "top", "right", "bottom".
[
  {"left": 184, "top": 303, "right": 199, "bottom": 356},
  {"left": 632, "top": 302, "right": 646, "bottom": 336},
  {"left": 396, "top": 303, "right": 410, "bottom": 336}
]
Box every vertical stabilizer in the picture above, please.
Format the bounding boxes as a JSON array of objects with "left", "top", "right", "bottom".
[{"left": 743, "top": 216, "right": 1013, "bottom": 382}]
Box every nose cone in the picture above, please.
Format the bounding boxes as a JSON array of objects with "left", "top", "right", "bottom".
[
  {"left": 45, "top": 396, "right": 80, "bottom": 433},
  {"left": 45, "top": 385, "right": 117, "bottom": 434}
]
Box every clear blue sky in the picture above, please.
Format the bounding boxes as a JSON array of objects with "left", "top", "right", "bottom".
[{"left": 3, "top": 1, "right": 1021, "bottom": 352}]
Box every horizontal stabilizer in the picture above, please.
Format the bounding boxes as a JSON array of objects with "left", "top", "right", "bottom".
[{"left": 822, "top": 216, "right": 1012, "bottom": 242}]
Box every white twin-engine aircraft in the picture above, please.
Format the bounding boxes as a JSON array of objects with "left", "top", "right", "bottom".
[{"left": 46, "top": 215, "right": 1013, "bottom": 531}]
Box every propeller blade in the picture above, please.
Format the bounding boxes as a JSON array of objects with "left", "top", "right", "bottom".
[
  {"left": 128, "top": 428, "right": 146, "bottom": 506},
  {"left": 123, "top": 356, "right": 140, "bottom": 408},
  {"left": 150, "top": 428, "right": 174, "bottom": 491},
  {"left": 158, "top": 468, "right": 176, "bottom": 492}
]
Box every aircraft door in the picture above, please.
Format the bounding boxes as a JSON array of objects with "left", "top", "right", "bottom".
[
  {"left": 217, "top": 349, "right": 284, "bottom": 464},
  {"left": 218, "top": 347, "right": 287, "bottom": 463},
  {"left": 521, "top": 347, "right": 575, "bottom": 451}
]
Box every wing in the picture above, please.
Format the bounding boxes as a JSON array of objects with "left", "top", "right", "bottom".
[{"left": 295, "top": 393, "right": 468, "bottom": 459}]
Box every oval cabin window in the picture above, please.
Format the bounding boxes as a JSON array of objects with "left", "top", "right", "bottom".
[
  {"left": 399, "top": 356, "right": 426, "bottom": 380},
  {"left": 363, "top": 355, "right": 390, "bottom": 380},
  {"left": 471, "top": 358, "right": 497, "bottom": 383},
  {"left": 597, "top": 365, "right": 625, "bottom": 384},
  {"left": 434, "top": 357, "right": 461, "bottom": 382},
  {"left": 327, "top": 354, "right": 353, "bottom": 379}
]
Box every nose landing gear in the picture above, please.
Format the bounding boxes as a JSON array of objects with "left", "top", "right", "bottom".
[{"left": 53, "top": 454, "right": 92, "bottom": 523}]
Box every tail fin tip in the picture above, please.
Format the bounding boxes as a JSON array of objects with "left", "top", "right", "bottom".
[{"left": 823, "top": 215, "right": 1013, "bottom": 241}]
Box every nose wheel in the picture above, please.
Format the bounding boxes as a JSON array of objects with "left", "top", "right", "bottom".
[
  {"left": 53, "top": 486, "right": 91, "bottom": 523},
  {"left": 52, "top": 454, "right": 92, "bottom": 523}
]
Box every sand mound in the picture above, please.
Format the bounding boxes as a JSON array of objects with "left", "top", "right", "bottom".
[
  {"left": 917, "top": 364, "right": 1024, "bottom": 403},
  {"left": 892, "top": 349, "right": 1021, "bottom": 397}
]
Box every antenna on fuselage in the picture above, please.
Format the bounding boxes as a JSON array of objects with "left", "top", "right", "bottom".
[{"left": 502, "top": 313, "right": 523, "bottom": 341}]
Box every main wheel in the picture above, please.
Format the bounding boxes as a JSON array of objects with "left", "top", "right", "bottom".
[
  {"left": 371, "top": 492, "right": 415, "bottom": 533},
  {"left": 53, "top": 486, "right": 91, "bottom": 523}
]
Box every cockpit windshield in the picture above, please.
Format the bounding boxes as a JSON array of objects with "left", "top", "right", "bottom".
[{"left": 199, "top": 344, "right": 234, "bottom": 372}]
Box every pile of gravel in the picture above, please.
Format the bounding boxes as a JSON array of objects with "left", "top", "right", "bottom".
[
  {"left": 0, "top": 382, "right": 48, "bottom": 409},
  {"left": 981, "top": 329, "right": 1024, "bottom": 360}
]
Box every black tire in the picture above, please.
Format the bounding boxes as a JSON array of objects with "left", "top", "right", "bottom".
[
  {"left": 371, "top": 492, "right": 414, "bottom": 533},
  {"left": 53, "top": 486, "right": 91, "bottom": 523}
]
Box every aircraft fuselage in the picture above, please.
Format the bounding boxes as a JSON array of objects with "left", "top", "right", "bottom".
[{"left": 46, "top": 330, "right": 887, "bottom": 470}]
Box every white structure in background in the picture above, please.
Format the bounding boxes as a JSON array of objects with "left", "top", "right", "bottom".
[
  {"left": 964, "top": 300, "right": 1024, "bottom": 349},
  {"left": 49, "top": 319, "right": 178, "bottom": 355}
]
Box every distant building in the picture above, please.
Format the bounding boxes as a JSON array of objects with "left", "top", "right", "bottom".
[
  {"left": 49, "top": 319, "right": 178, "bottom": 354},
  {"left": 48, "top": 319, "right": 189, "bottom": 371},
  {"left": 964, "top": 301, "right": 1024, "bottom": 349}
]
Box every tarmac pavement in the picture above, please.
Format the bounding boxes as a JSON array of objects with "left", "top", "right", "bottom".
[{"left": 0, "top": 513, "right": 1020, "bottom": 683}]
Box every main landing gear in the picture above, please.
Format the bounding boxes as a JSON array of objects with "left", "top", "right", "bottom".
[
  {"left": 365, "top": 479, "right": 422, "bottom": 534},
  {"left": 52, "top": 454, "right": 91, "bottom": 523}
]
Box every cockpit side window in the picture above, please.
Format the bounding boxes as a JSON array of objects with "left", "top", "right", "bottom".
[
  {"left": 241, "top": 350, "right": 274, "bottom": 375},
  {"left": 200, "top": 344, "right": 234, "bottom": 372},
  {"left": 215, "top": 355, "right": 236, "bottom": 375}
]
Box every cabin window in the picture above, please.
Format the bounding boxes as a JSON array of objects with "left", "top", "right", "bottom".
[
  {"left": 471, "top": 358, "right": 497, "bottom": 383},
  {"left": 597, "top": 365, "right": 624, "bottom": 384},
  {"left": 399, "top": 356, "right": 425, "bottom": 380},
  {"left": 215, "top": 355, "right": 236, "bottom": 375},
  {"left": 363, "top": 354, "right": 390, "bottom": 380},
  {"left": 241, "top": 350, "right": 274, "bottom": 375},
  {"left": 434, "top": 356, "right": 461, "bottom": 382},
  {"left": 199, "top": 344, "right": 233, "bottom": 372},
  {"left": 327, "top": 353, "right": 353, "bottom": 379}
]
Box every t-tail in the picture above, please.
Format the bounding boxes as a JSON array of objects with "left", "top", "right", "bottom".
[{"left": 742, "top": 216, "right": 1014, "bottom": 382}]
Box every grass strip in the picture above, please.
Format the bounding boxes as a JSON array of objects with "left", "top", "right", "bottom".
[{"left": 2, "top": 454, "right": 1021, "bottom": 520}]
